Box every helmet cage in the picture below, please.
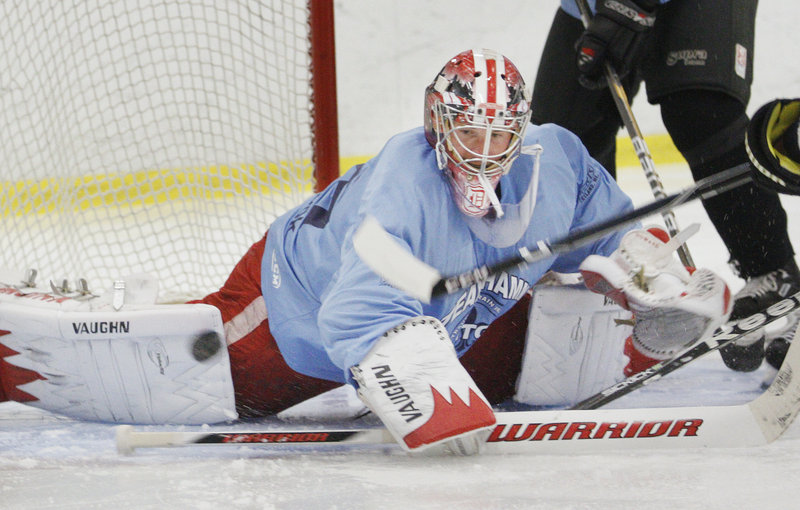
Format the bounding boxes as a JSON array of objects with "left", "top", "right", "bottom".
[{"left": 432, "top": 100, "right": 530, "bottom": 179}]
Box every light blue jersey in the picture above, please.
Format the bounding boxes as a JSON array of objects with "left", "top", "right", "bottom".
[{"left": 262, "top": 124, "right": 634, "bottom": 383}]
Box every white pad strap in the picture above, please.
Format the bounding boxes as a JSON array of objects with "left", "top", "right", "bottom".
[
  {"left": 0, "top": 282, "right": 237, "bottom": 424},
  {"left": 350, "top": 316, "right": 495, "bottom": 452},
  {"left": 515, "top": 282, "right": 631, "bottom": 407},
  {"left": 651, "top": 223, "right": 699, "bottom": 264}
]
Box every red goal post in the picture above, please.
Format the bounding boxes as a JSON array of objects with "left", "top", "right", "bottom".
[
  {"left": 309, "top": 0, "right": 339, "bottom": 192},
  {"left": 0, "top": 0, "right": 339, "bottom": 301}
]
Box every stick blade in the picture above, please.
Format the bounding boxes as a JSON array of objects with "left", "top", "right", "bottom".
[
  {"left": 749, "top": 322, "right": 800, "bottom": 443},
  {"left": 115, "top": 425, "right": 135, "bottom": 455},
  {"left": 352, "top": 216, "right": 441, "bottom": 303}
]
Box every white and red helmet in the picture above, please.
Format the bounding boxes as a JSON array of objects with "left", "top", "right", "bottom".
[{"left": 424, "top": 49, "right": 531, "bottom": 217}]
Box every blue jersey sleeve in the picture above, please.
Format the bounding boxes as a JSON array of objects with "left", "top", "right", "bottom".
[
  {"left": 318, "top": 230, "right": 423, "bottom": 378},
  {"left": 544, "top": 126, "right": 636, "bottom": 272}
]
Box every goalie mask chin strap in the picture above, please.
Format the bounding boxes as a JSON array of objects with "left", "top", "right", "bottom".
[{"left": 463, "top": 144, "right": 542, "bottom": 248}]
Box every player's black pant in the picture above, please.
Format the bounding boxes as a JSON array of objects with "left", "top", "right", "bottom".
[{"left": 531, "top": 0, "right": 794, "bottom": 277}]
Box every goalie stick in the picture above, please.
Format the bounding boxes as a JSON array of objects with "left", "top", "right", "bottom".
[
  {"left": 572, "top": 0, "right": 694, "bottom": 268},
  {"left": 352, "top": 162, "right": 750, "bottom": 304},
  {"left": 116, "top": 316, "right": 800, "bottom": 455}
]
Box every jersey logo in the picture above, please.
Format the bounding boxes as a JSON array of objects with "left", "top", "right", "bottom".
[
  {"left": 666, "top": 49, "right": 708, "bottom": 67},
  {"left": 442, "top": 271, "right": 530, "bottom": 327},
  {"left": 735, "top": 44, "right": 747, "bottom": 79},
  {"left": 271, "top": 250, "right": 281, "bottom": 289},
  {"left": 442, "top": 271, "right": 531, "bottom": 353}
]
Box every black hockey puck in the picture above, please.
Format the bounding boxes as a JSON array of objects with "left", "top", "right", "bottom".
[{"left": 191, "top": 331, "right": 222, "bottom": 361}]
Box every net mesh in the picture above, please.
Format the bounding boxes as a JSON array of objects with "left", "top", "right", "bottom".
[{"left": 0, "top": 0, "right": 319, "bottom": 301}]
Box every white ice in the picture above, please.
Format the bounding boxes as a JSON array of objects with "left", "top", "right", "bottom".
[{"left": 4, "top": 1, "right": 800, "bottom": 509}]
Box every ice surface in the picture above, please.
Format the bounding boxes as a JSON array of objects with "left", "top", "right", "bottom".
[
  {"left": 0, "top": 354, "right": 792, "bottom": 510},
  {"left": 4, "top": 0, "right": 800, "bottom": 507}
]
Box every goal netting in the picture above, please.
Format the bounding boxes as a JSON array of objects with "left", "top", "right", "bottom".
[{"left": 0, "top": 0, "right": 338, "bottom": 301}]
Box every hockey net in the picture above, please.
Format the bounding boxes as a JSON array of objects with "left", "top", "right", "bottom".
[{"left": 0, "top": 0, "right": 338, "bottom": 301}]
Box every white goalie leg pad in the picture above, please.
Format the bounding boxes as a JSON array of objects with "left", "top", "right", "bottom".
[
  {"left": 350, "top": 317, "right": 496, "bottom": 453},
  {"left": 514, "top": 282, "right": 632, "bottom": 407},
  {"left": 0, "top": 281, "right": 237, "bottom": 424}
]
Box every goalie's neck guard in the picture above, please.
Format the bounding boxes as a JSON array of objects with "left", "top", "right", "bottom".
[{"left": 462, "top": 144, "right": 542, "bottom": 248}]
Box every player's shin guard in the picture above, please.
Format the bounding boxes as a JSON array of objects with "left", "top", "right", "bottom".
[{"left": 0, "top": 274, "right": 237, "bottom": 424}]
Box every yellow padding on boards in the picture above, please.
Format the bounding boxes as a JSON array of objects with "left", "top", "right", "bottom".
[
  {"left": 615, "top": 133, "right": 684, "bottom": 168},
  {"left": 0, "top": 161, "right": 315, "bottom": 217}
]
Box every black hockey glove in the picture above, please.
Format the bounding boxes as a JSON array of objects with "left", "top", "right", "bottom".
[
  {"left": 575, "top": 0, "right": 657, "bottom": 89},
  {"left": 746, "top": 98, "right": 800, "bottom": 195}
]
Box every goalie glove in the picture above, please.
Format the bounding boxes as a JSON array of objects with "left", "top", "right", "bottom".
[
  {"left": 746, "top": 98, "right": 800, "bottom": 195},
  {"left": 350, "top": 317, "right": 495, "bottom": 455},
  {"left": 579, "top": 226, "right": 732, "bottom": 373}
]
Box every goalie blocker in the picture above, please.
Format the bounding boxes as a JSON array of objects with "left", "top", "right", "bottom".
[{"left": 0, "top": 273, "right": 237, "bottom": 424}]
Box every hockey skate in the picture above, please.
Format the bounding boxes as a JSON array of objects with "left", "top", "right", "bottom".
[
  {"left": 765, "top": 310, "right": 800, "bottom": 370},
  {"left": 720, "top": 260, "right": 800, "bottom": 372}
]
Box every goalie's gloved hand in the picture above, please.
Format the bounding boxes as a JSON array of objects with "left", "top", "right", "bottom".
[
  {"left": 579, "top": 226, "right": 731, "bottom": 364},
  {"left": 575, "top": 0, "right": 658, "bottom": 89},
  {"left": 747, "top": 98, "right": 800, "bottom": 195}
]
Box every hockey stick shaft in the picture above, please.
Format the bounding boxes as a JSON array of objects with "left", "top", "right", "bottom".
[
  {"left": 117, "top": 326, "right": 800, "bottom": 455},
  {"left": 115, "top": 425, "right": 392, "bottom": 454},
  {"left": 431, "top": 162, "right": 750, "bottom": 298},
  {"left": 574, "top": 0, "right": 694, "bottom": 267},
  {"left": 571, "top": 290, "right": 800, "bottom": 409}
]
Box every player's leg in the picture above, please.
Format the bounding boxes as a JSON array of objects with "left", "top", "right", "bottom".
[
  {"left": 513, "top": 282, "right": 631, "bottom": 407},
  {"left": 459, "top": 279, "right": 631, "bottom": 408},
  {"left": 0, "top": 233, "right": 339, "bottom": 423},
  {"left": 195, "top": 233, "right": 340, "bottom": 419},
  {"left": 531, "top": 7, "right": 640, "bottom": 177},
  {"left": 457, "top": 293, "right": 530, "bottom": 405},
  {"left": 0, "top": 328, "right": 42, "bottom": 404},
  {"left": 644, "top": 0, "right": 798, "bottom": 372}
]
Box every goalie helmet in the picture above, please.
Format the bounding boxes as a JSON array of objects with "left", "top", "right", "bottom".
[{"left": 424, "top": 49, "right": 531, "bottom": 217}]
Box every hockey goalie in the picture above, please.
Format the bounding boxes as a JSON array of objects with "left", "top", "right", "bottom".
[{"left": 1, "top": 51, "right": 796, "bottom": 455}]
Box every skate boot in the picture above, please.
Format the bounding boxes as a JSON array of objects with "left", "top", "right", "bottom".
[
  {"left": 719, "top": 260, "right": 800, "bottom": 372},
  {"left": 765, "top": 310, "right": 800, "bottom": 370}
]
